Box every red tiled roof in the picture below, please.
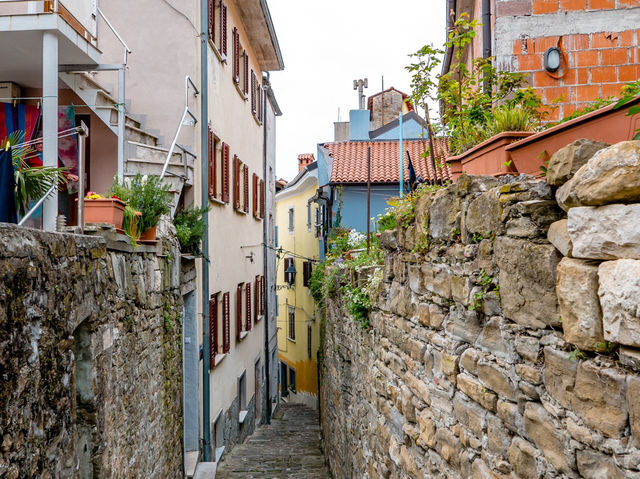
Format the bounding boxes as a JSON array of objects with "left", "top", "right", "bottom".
[
  {"left": 298, "top": 153, "right": 315, "bottom": 161},
  {"left": 367, "top": 87, "right": 415, "bottom": 112},
  {"left": 325, "top": 138, "right": 450, "bottom": 184}
]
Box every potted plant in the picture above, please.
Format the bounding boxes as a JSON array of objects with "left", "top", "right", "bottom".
[
  {"left": 83, "top": 192, "right": 127, "bottom": 231},
  {"left": 110, "top": 174, "right": 172, "bottom": 241},
  {"left": 173, "top": 204, "right": 210, "bottom": 256}
]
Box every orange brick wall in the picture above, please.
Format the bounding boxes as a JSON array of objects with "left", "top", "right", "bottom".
[{"left": 491, "top": 1, "right": 640, "bottom": 121}]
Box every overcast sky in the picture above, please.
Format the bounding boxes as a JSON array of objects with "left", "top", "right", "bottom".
[{"left": 268, "top": 0, "right": 447, "bottom": 181}]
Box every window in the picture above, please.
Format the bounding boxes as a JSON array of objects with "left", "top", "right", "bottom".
[
  {"left": 252, "top": 173, "right": 259, "bottom": 218},
  {"left": 242, "top": 52, "right": 249, "bottom": 98},
  {"left": 243, "top": 165, "right": 249, "bottom": 214},
  {"left": 307, "top": 202, "right": 311, "bottom": 231},
  {"left": 213, "top": 411, "right": 225, "bottom": 462},
  {"left": 232, "top": 27, "right": 240, "bottom": 84},
  {"left": 302, "top": 261, "right": 313, "bottom": 288},
  {"left": 219, "top": 1, "right": 228, "bottom": 57},
  {"left": 307, "top": 323, "right": 312, "bottom": 360},
  {"left": 233, "top": 155, "right": 241, "bottom": 211},
  {"left": 222, "top": 292, "right": 230, "bottom": 353},
  {"left": 208, "top": 127, "right": 217, "bottom": 198},
  {"left": 259, "top": 179, "right": 265, "bottom": 219},
  {"left": 280, "top": 361, "right": 288, "bottom": 396},
  {"left": 288, "top": 207, "right": 294, "bottom": 232},
  {"left": 209, "top": 0, "right": 227, "bottom": 59},
  {"left": 238, "top": 370, "right": 248, "bottom": 424},
  {"left": 221, "top": 142, "right": 230, "bottom": 203},
  {"left": 288, "top": 306, "right": 295, "bottom": 341},
  {"left": 236, "top": 283, "right": 246, "bottom": 341},
  {"left": 289, "top": 367, "right": 296, "bottom": 393},
  {"left": 245, "top": 282, "right": 252, "bottom": 332},
  {"left": 254, "top": 275, "right": 260, "bottom": 322},
  {"left": 207, "top": 0, "right": 214, "bottom": 42},
  {"left": 260, "top": 275, "right": 266, "bottom": 315},
  {"left": 208, "top": 293, "right": 218, "bottom": 368},
  {"left": 251, "top": 70, "right": 258, "bottom": 115}
]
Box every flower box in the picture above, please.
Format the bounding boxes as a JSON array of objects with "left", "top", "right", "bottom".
[
  {"left": 446, "top": 131, "right": 534, "bottom": 181},
  {"left": 506, "top": 96, "right": 640, "bottom": 177},
  {"left": 83, "top": 198, "right": 126, "bottom": 229}
]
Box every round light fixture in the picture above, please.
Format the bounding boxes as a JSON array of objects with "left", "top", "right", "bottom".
[{"left": 544, "top": 47, "right": 562, "bottom": 73}]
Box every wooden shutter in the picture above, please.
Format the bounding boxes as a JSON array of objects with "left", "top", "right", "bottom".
[
  {"left": 303, "top": 261, "right": 312, "bottom": 287},
  {"left": 259, "top": 179, "right": 265, "bottom": 219},
  {"left": 208, "top": 127, "right": 216, "bottom": 197},
  {"left": 233, "top": 155, "right": 240, "bottom": 210},
  {"left": 251, "top": 71, "right": 257, "bottom": 114},
  {"left": 223, "top": 292, "right": 230, "bottom": 353},
  {"left": 236, "top": 284, "right": 243, "bottom": 341},
  {"left": 252, "top": 173, "right": 258, "bottom": 218},
  {"left": 260, "top": 275, "right": 266, "bottom": 315},
  {"left": 243, "top": 165, "right": 249, "bottom": 213},
  {"left": 220, "top": 1, "right": 228, "bottom": 56},
  {"left": 283, "top": 257, "right": 290, "bottom": 283},
  {"left": 254, "top": 276, "right": 260, "bottom": 322},
  {"left": 243, "top": 53, "right": 249, "bottom": 96},
  {"left": 207, "top": 0, "right": 214, "bottom": 39},
  {"left": 232, "top": 27, "right": 239, "bottom": 83},
  {"left": 246, "top": 283, "right": 252, "bottom": 331},
  {"left": 209, "top": 294, "right": 217, "bottom": 368},
  {"left": 222, "top": 143, "right": 230, "bottom": 203},
  {"left": 257, "top": 84, "right": 263, "bottom": 124}
]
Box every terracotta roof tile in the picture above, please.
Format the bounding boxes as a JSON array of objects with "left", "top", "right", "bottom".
[{"left": 325, "top": 138, "right": 450, "bottom": 184}]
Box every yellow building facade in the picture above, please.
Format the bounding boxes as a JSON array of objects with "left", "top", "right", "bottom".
[{"left": 275, "top": 160, "right": 320, "bottom": 408}]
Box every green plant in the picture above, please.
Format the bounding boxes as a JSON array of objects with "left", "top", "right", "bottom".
[
  {"left": 173, "top": 204, "right": 211, "bottom": 255},
  {"left": 613, "top": 79, "right": 640, "bottom": 140},
  {"left": 569, "top": 348, "right": 588, "bottom": 361},
  {"left": 593, "top": 341, "right": 617, "bottom": 354},
  {"left": 110, "top": 174, "right": 172, "bottom": 232},
  {"left": 341, "top": 282, "right": 371, "bottom": 328},
  {"left": 486, "top": 104, "right": 539, "bottom": 135},
  {"left": 471, "top": 231, "right": 493, "bottom": 243},
  {"left": 412, "top": 234, "right": 430, "bottom": 254},
  {"left": 123, "top": 205, "right": 142, "bottom": 246},
  {"left": 468, "top": 290, "right": 484, "bottom": 311},
  {"left": 376, "top": 208, "right": 397, "bottom": 232}
]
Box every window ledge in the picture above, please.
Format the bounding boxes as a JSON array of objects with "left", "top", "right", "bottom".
[
  {"left": 287, "top": 337, "right": 296, "bottom": 343},
  {"left": 234, "top": 82, "right": 248, "bottom": 100},
  {"left": 213, "top": 353, "right": 227, "bottom": 367},
  {"left": 252, "top": 113, "right": 262, "bottom": 127},
  {"left": 257, "top": 314, "right": 264, "bottom": 322},
  {"left": 209, "top": 195, "right": 227, "bottom": 206},
  {"left": 209, "top": 39, "right": 227, "bottom": 64},
  {"left": 239, "top": 331, "right": 249, "bottom": 341},
  {"left": 235, "top": 208, "right": 248, "bottom": 216},
  {"left": 238, "top": 410, "right": 248, "bottom": 424}
]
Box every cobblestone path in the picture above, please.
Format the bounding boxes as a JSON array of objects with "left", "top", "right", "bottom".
[{"left": 215, "top": 403, "right": 331, "bottom": 478}]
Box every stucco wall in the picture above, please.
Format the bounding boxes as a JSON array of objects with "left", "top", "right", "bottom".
[
  {"left": 338, "top": 184, "right": 400, "bottom": 234},
  {"left": 0, "top": 224, "right": 184, "bottom": 478}
]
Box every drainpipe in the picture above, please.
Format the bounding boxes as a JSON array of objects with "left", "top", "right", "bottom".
[
  {"left": 262, "top": 74, "right": 272, "bottom": 425},
  {"left": 200, "top": 0, "right": 212, "bottom": 462},
  {"left": 482, "top": 0, "right": 492, "bottom": 93}
]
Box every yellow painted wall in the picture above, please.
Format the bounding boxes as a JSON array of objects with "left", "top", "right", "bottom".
[{"left": 275, "top": 170, "right": 320, "bottom": 396}]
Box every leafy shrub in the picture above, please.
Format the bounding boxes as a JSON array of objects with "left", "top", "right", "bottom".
[
  {"left": 110, "top": 174, "right": 172, "bottom": 232},
  {"left": 173, "top": 204, "right": 210, "bottom": 255}
]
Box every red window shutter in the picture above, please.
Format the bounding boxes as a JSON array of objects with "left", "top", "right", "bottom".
[
  {"left": 246, "top": 283, "right": 252, "bottom": 331},
  {"left": 236, "top": 284, "right": 243, "bottom": 341},
  {"left": 222, "top": 143, "right": 230, "bottom": 203},
  {"left": 207, "top": 0, "right": 214, "bottom": 39},
  {"left": 233, "top": 155, "right": 240, "bottom": 210},
  {"left": 243, "top": 53, "right": 249, "bottom": 96},
  {"left": 261, "top": 275, "right": 266, "bottom": 315},
  {"left": 259, "top": 179, "right": 265, "bottom": 219},
  {"left": 220, "top": 1, "right": 228, "bottom": 56},
  {"left": 232, "top": 28, "right": 239, "bottom": 83},
  {"left": 243, "top": 165, "right": 249, "bottom": 213},
  {"left": 251, "top": 70, "right": 257, "bottom": 114},
  {"left": 252, "top": 173, "right": 258, "bottom": 217},
  {"left": 208, "top": 128, "right": 215, "bottom": 197},
  {"left": 254, "top": 276, "right": 259, "bottom": 322},
  {"left": 209, "top": 295, "right": 217, "bottom": 368},
  {"left": 223, "top": 292, "right": 230, "bottom": 353},
  {"left": 258, "top": 85, "right": 263, "bottom": 123}
]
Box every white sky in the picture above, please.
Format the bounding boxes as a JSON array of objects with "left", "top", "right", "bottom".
[{"left": 268, "top": 0, "right": 447, "bottom": 181}]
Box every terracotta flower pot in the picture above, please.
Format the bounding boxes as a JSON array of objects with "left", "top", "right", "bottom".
[
  {"left": 446, "top": 131, "right": 534, "bottom": 181},
  {"left": 139, "top": 225, "right": 157, "bottom": 241},
  {"left": 506, "top": 96, "right": 640, "bottom": 177},
  {"left": 83, "top": 198, "right": 126, "bottom": 229}
]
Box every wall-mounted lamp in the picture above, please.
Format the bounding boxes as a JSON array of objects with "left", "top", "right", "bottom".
[
  {"left": 285, "top": 263, "right": 297, "bottom": 286},
  {"left": 544, "top": 47, "right": 562, "bottom": 73}
]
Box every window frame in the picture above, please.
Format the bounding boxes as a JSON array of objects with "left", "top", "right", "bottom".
[
  {"left": 288, "top": 207, "right": 294, "bottom": 233},
  {"left": 288, "top": 306, "right": 295, "bottom": 341}
]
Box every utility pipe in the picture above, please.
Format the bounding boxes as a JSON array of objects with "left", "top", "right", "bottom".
[
  {"left": 482, "top": 0, "right": 492, "bottom": 60},
  {"left": 399, "top": 112, "right": 404, "bottom": 195},
  {"left": 262, "top": 74, "right": 272, "bottom": 425},
  {"left": 200, "top": 0, "right": 212, "bottom": 462}
]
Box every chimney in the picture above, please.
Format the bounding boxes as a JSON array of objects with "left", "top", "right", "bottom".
[{"left": 298, "top": 154, "right": 315, "bottom": 172}]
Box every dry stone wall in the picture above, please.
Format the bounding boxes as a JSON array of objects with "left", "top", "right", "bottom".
[
  {"left": 0, "top": 223, "right": 184, "bottom": 478},
  {"left": 320, "top": 140, "right": 640, "bottom": 479}
]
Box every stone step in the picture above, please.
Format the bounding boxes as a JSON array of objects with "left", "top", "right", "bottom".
[
  {"left": 193, "top": 462, "right": 217, "bottom": 479},
  {"left": 185, "top": 450, "right": 199, "bottom": 478}
]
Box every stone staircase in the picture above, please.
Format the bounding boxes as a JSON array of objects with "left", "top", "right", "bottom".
[{"left": 61, "top": 72, "right": 195, "bottom": 214}]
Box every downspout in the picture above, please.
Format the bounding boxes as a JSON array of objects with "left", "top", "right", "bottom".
[
  {"left": 200, "top": 0, "right": 212, "bottom": 462},
  {"left": 482, "top": 0, "right": 492, "bottom": 93},
  {"left": 262, "top": 74, "right": 272, "bottom": 425}
]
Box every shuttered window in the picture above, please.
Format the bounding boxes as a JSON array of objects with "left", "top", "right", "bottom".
[
  {"left": 236, "top": 283, "right": 243, "bottom": 341},
  {"left": 260, "top": 275, "right": 266, "bottom": 315},
  {"left": 243, "top": 165, "right": 249, "bottom": 214},
  {"left": 209, "top": 294, "right": 217, "bottom": 369},
  {"left": 245, "top": 283, "right": 252, "bottom": 331},
  {"left": 208, "top": 127, "right": 217, "bottom": 198},
  {"left": 220, "top": 1, "right": 228, "bottom": 56},
  {"left": 288, "top": 307, "right": 295, "bottom": 341},
  {"left": 233, "top": 155, "right": 241, "bottom": 210},
  {"left": 303, "top": 261, "right": 312, "bottom": 288},
  {"left": 252, "top": 173, "right": 258, "bottom": 218},
  {"left": 254, "top": 276, "right": 260, "bottom": 322},
  {"left": 232, "top": 27, "right": 239, "bottom": 84},
  {"left": 251, "top": 70, "right": 257, "bottom": 114},
  {"left": 243, "top": 52, "right": 249, "bottom": 97},
  {"left": 222, "top": 292, "right": 230, "bottom": 353},
  {"left": 259, "top": 179, "right": 265, "bottom": 219},
  {"left": 207, "top": 0, "right": 214, "bottom": 40},
  {"left": 257, "top": 84, "right": 264, "bottom": 124}
]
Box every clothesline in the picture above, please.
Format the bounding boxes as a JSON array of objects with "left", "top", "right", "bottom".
[{"left": 12, "top": 127, "right": 81, "bottom": 148}]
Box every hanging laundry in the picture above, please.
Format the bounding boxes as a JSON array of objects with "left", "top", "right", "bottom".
[
  {"left": 57, "top": 105, "right": 78, "bottom": 176},
  {"left": 0, "top": 147, "right": 17, "bottom": 223}
]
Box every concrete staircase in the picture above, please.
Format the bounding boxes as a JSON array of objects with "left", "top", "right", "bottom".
[{"left": 61, "top": 72, "right": 195, "bottom": 214}]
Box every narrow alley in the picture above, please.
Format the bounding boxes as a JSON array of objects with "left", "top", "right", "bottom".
[{"left": 215, "top": 403, "right": 330, "bottom": 479}]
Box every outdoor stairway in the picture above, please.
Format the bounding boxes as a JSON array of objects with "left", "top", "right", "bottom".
[
  {"left": 62, "top": 71, "right": 194, "bottom": 214},
  {"left": 214, "top": 403, "right": 330, "bottom": 478}
]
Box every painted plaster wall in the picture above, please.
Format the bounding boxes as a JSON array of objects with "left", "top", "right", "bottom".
[
  {"left": 338, "top": 184, "right": 400, "bottom": 234},
  {"left": 370, "top": 116, "right": 426, "bottom": 141},
  {"left": 275, "top": 172, "right": 321, "bottom": 400}
]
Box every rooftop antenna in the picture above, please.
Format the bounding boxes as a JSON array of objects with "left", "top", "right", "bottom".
[
  {"left": 337, "top": 107, "right": 341, "bottom": 122},
  {"left": 353, "top": 78, "right": 368, "bottom": 109}
]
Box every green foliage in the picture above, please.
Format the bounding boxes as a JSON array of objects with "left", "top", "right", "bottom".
[
  {"left": 110, "top": 174, "right": 172, "bottom": 232},
  {"left": 613, "top": 80, "right": 640, "bottom": 140},
  {"left": 375, "top": 208, "right": 397, "bottom": 232},
  {"left": 412, "top": 234, "right": 430, "bottom": 255},
  {"left": 569, "top": 348, "right": 588, "bottom": 361},
  {"left": 173, "top": 204, "right": 211, "bottom": 255},
  {"left": 309, "top": 260, "right": 329, "bottom": 304},
  {"left": 468, "top": 269, "right": 499, "bottom": 312},
  {"left": 471, "top": 231, "right": 493, "bottom": 243},
  {"left": 341, "top": 282, "right": 371, "bottom": 328},
  {"left": 593, "top": 341, "right": 618, "bottom": 354},
  {"left": 123, "top": 205, "right": 142, "bottom": 246}
]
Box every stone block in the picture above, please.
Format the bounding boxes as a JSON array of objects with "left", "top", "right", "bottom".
[
  {"left": 547, "top": 219, "right": 573, "bottom": 257},
  {"left": 556, "top": 140, "right": 640, "bottom": 210},
  {"left": 379, "top": 230, "right": 398, "bottom": 250},
  {"left": 507, "top": 437, "right": 540, "bottom": 479},
  {"left": 453, "top": 393, "right": 486, "bottom": 437},
  {"left": 466, "top": 189, "right": 502, "bottom": 236},
  {"left": 515, "top": 364, "right": 541, "bottom": 385},
  {"left": 556, "top": 258, "right": 604, "bottom": 351},
  {"left": 434, "top": 428, "right": 462, "bottom": 468},
  {"left": 599, "top": 259, "right": 640, "bottom": 347},
  {"left": 404, "top": 371, "right": 430, "bottom": 404},
  {"left": 486, "top": 413, "right": 510, "bottom": 456},
  {"left": 568, "top": 204, "right": 640, "bottom": 260},
  {"left": 446, "top": 308, "right": 482, "bottom": 344},
  {"left": 497, "top": 399, "right": 520, "bottom": 433},
  {"left": 495, "top": 237, "right": 562, "bottom": 329},
  {"left": 417, "top": 409, "right": 436, "bottom": 448},
  {"left": 620, "top": 347, "right": 640, "bottom": 371},
  {"left": 429, "top": 304, "right": 445, "bottom": 329},
  {"left": 576, "top": 449, "right": 625, "bottom": 479},
  {"left": 572, "top": 360, "right": 628, "bottom": 438},
  {"left": 515, "top": 336, "right": 540, "bottom": 363},
  {"left": 457, "top": 372, "right": 497, "bottom": 411},
  {"left": 543, "top": 347, "right": 578, "bottom": 409},
  {"left": 451, "top": 274, "right": 470, "bottom": 306},
  {"left": 627, "top": 375, "right": 640, "bottom": 445},
  {"left": 429, "top": 188, "right": 461, "bottom": 241},
  {"left": 460, "top": 348, "right": 480, "bottom": 375},
  {"left": 506, "top": 200, "right": 563, "bottom": 239},
  {"left": 477, "top": 361, "right": 516, "bottom": 401},
  {"left": 523, "top": 402, "right": 572, "bottom": 474},
  {"left": 547, "top": 138, "right": 610, "bottom": 186},
  {"left": 423, "top": 263, "right": 452, "bottom": 299},
  {"left": 416, "top": 302, "right": 430, "bottom": 327},
  {"left": 476, "top": 317, "right": 513, "bottom": 359}
]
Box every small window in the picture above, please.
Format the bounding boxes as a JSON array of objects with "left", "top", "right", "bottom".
[
  {"left": 213, "top": 410, "right": 225, "bottom": 462},
  {"left": 302, "top": 261, "right": 312, "bottom": 288},
  {"left": 288, "top": 306, "right": 295, "bottom": 341},
  {"left": 289, "top": 367, "right": 296, "bottom": 394},
  {"left": 238, "top": 371, "right": 247, "bottom": 411},
  {"left": 307, "top": 202, "right": 311, "bottom": 231},
  {"left": 288, "top": 207, "right": 294, "bottom": 232},
  {"left": 307, "top": 322, "right": 312, "bottom": 360}
]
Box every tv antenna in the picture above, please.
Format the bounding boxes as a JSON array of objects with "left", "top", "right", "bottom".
[{"left": 353, "top": 78, "right": 368, "bottom": 109}]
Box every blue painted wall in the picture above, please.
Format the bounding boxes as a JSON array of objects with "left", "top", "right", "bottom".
[
  {"left": 349, "top": 110, "right": 371, "bottom": 140},
  {"left": 371, "top": 115, "right": 425, "bottom": 140},
  {"left": 335, "top": 184, "right": 400, "bottom": 233}
]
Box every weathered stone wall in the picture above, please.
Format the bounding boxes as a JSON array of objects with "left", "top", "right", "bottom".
[
  {"left": 320, "top": 140, "right": 640, "bottom": 478},
  {"left": 0, "top": 224, "right": 184, "bottom": 478}
]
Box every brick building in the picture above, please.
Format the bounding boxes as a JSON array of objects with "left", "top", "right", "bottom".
[{"left": 444, "top": 0, "right": 640, "bottom": 121}]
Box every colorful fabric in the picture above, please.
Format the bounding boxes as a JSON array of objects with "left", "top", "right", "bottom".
[
  {"left": 0, "top": 148, "right": 17, "bottom": 223},
  {"left": 57, "top": 105, "right": 78, "bottom": 176}
]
